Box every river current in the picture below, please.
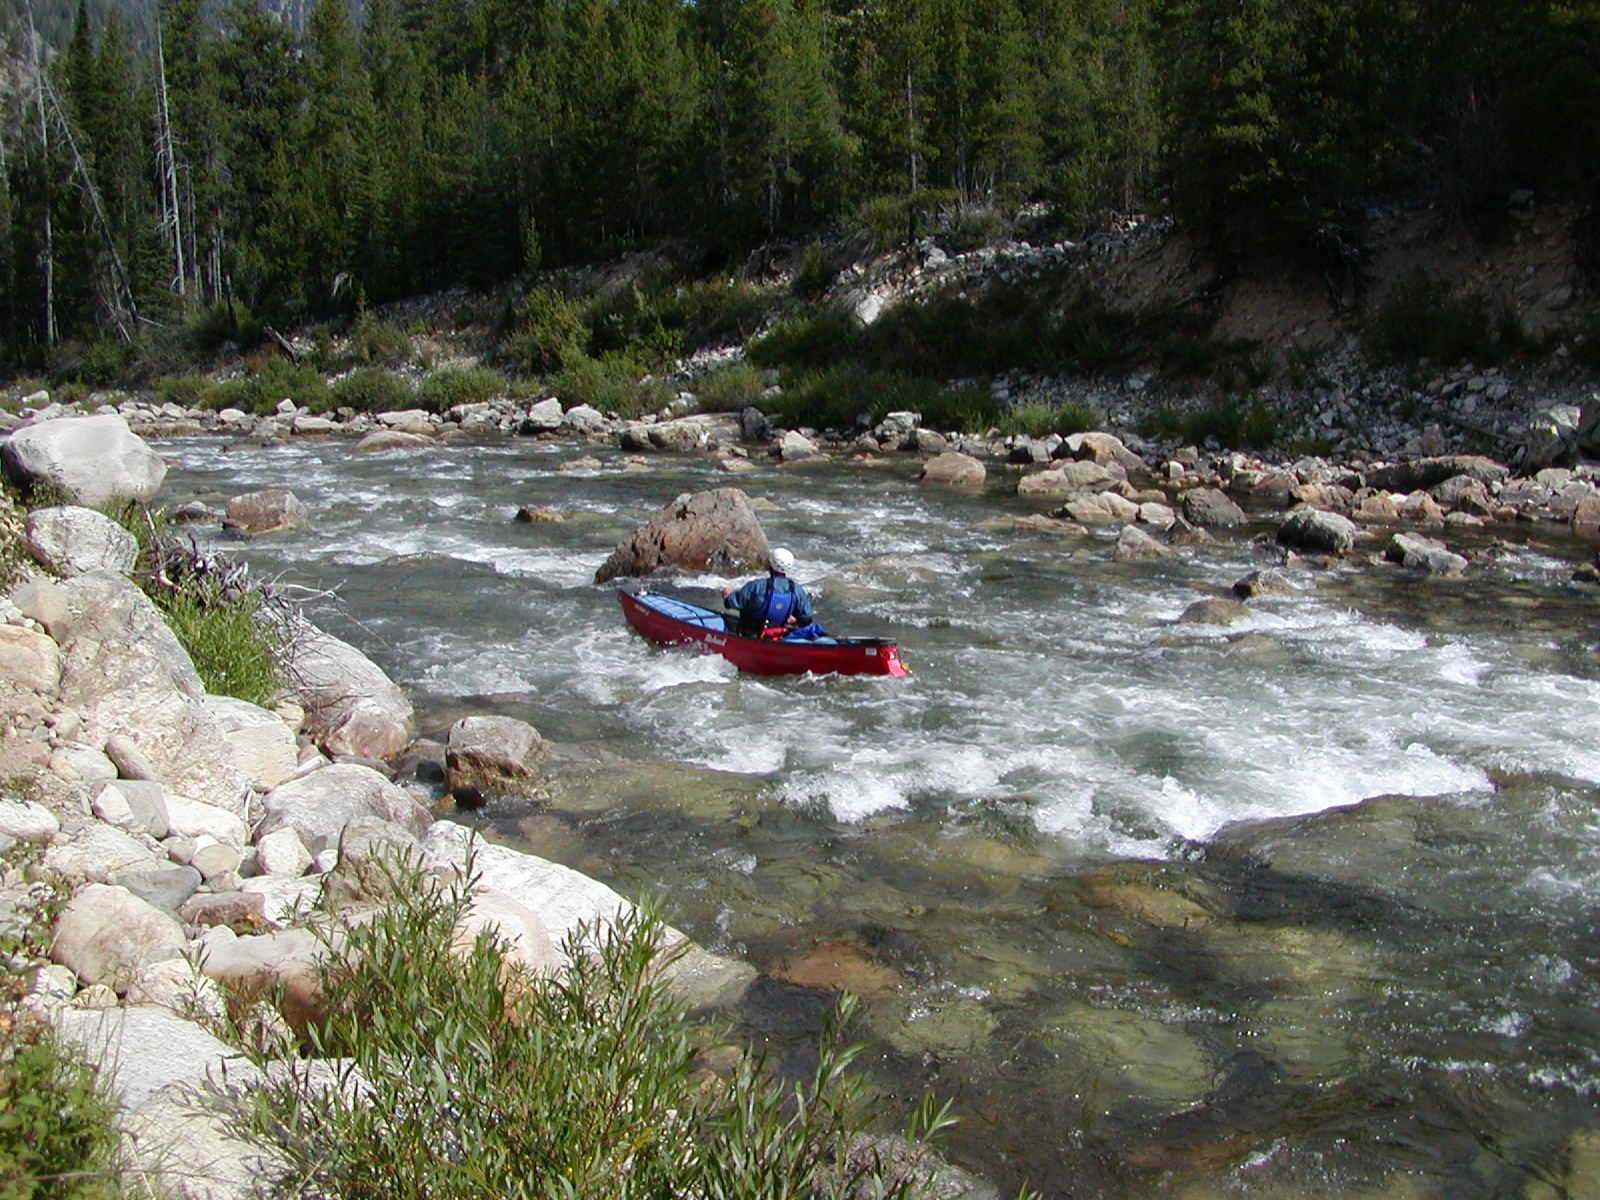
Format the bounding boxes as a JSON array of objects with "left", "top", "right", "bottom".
[{"left": 154, "top": 434, "right": 1600, "bottom": 1198}]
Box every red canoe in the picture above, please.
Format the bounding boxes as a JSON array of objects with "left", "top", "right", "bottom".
[{"left": 618, "top": 590, "right": 910, "bottom": 677}]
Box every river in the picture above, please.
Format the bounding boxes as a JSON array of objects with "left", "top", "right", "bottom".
[{"left": 154, "top": 433, "right": 1600, "bottom": 1198}]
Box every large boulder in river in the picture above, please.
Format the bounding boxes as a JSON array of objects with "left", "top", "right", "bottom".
[
  {"left": 918, "top": 451, "right": 985, "bottom": 487},
  {"left": 1180, "top": 487, "right": 1246, "bottom": 528},
  {"left": 593, "top": 487, "right": 769, "bottom": 583},
  {"left": 1, "top": 414, "right": 167, "bottom": 507},
  {"left": 1276, "top": 507, "right": 1358, "bottom": 554},
  {"left": 271, "top": 617, "right": 414, "bottom": 760},
  {"left": 225, "top": 488, "right": 309, "bottom": 534},
  {"left": 446, "top": 714, "right": 545, "bottom": 800}
]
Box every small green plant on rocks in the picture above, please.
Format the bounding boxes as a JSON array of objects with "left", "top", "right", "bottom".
[
  {"left": 0, "top": 846, "right": 125, "bottom": 1200},
  {"left": 332, "top": 368, "right": 416, "bottom": 413},
  {"left": 228, "top": 849, "right": 967, "bottom": 1199}
]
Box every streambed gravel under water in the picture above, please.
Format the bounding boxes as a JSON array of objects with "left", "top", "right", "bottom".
[{"left": 156, "top": 434, "right": 1600, "bottom": 1198}]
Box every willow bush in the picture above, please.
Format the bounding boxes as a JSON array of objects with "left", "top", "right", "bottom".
[{"left": 230, "top": 852, "right": 971, "bottom": 1199}]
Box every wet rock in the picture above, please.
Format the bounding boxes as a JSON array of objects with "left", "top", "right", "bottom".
[
  {"left": 224, "top": 488, "right": 309, "bottom": 534},
  {"left": 1017, "top": 461, "right": 1122, "bottom": 498},
  {"left": 593, "top": 487, "right": 770, "bottom": 583},
  {"left": 1232, "top": 568, "right": 1294, "bottom": 599},
  {"left": 1178, "top": 597, "right": 1249, "bottom": 625},
  {"left": 445, "top": 714, "right": 546, "bottom": 800},
  {"left": 1277, "top": 507, "right": 1358, "bottom": 554},
  {"left": 353, "top": 429, "right": 435, "bottom": 453},
  {"left": 771, "top": 939, "right": 905, "bottom": 1000},
  {"left": 1080, "top": 866, "right": 1219, "bottom": 929},
  {"left": 918, "top": 451, "right": 986, "bottom": 487},
  {"left": 1114, "top": 525, "right": 1174, "bottom": 561},
  {"left": 1385, "top": 532, "right": 1468, "bottom": 575},
  {"left": 1040, "top": 1003, "right": 1215, "bottom": 1108},
  {"left": 1352, "top": 491, "right": 1402, "bottom": 523},
  {"left": 1180, "top": 487, "right": 1246, "bottom": 528},
  {"left": 514, "top": 506, "right": 565, "bottom": 523}
]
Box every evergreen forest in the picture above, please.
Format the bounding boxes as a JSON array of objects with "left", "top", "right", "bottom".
[{"left": 2, "top": 0, "right": 1599, "bottom": 378}]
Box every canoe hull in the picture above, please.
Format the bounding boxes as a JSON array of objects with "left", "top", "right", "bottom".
[{"left": 618, "top": 590, "right": 909, "bottom": 677}]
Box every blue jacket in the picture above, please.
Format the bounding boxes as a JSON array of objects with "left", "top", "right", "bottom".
[{"left": 727, "top": 573, "right": 813, "bottom": 630}]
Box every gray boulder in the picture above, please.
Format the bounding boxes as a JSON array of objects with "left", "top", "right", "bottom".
[
  {"left": 1385, "top": 532, "right": 1469, "bottom": 576},
  {"left": 271, "top": 616, "right": 413, "bottom": 761},
  {"left": 1, "top": 414, "right": 167, "bottom": 506},
  {"left": 1276, "top": 507, "right": 1358, "bottom": 554},
  {"left": 54, "top": 572, "right": 248, "bottom": 811},
  {"left": 23, "top": 505, "right": 138, "bottom": 576},
  {"left": 446, "top": 714, "right": 545, "bottom": 800},
  {"left": 1113, "top": 525, "right": 1174, "bottom": 561},
  {"left": 258, "top": 762, "right": 431, "bottom": 855},
  {"left": 202, "top": 695, "right": 297, "bottom": 791},
  {"left": 1180, "top": 487, "right": 1247, "bottom": 528},
  {"left": 593, "top": 487, "right": 770, "bottom": 583}
]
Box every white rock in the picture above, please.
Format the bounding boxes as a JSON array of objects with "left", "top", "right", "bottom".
[
  {"left": 239, "top": 875, "right": 322, "bottom": 926},
  {"left": 165, "top": 794, "right": 249, "bottom": 849},
  {"left": 259, "top": 762, "right": 429, "bottom": 855},
  {"left": 52, "top": 883, "right": 189, "bottom": 992},
  {"left": 254, "top": 826, "right": 313, "bottom": 877},
  {"left": 125, "top": 958, "right": 228, "bottom": 1024},
  {"left": 0, "top": 414, "right": 167, "bottom": 507},
  {"left": 0, "top": 797, "right": 60, "bottom": 841},
  {"left": 202, "top": 694, "right": 298, "bottom": 791},
  {"left": 23, "top": 505, "right": 139, "bottom": 576},
  {"left": 43, "top": 823, "right": 161, "bottom": 882}
]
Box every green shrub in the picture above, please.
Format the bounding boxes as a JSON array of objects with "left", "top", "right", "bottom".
[
  {"left": 1179, "top": 399, "right": 1280, "bottom": 450},
  {"left": 550, "top": 352, "right": 668, "bottom": 419},
  {"left": 187, "top": 302, "right": 264, "bottom": 354},
  {"left": 154, "top": 373, "right": 214, "bottom": 410},
  {"left": 1363, "top": 270, "right": 1527, "bottom": 365},
  {"left": 153, "top": 578, "right": 280, "bottom": 706},
  {"left": 228, "top": 849, "right": 959, "bottom": 1199},
  {"left": 792, "top": 241, "right": 835, "bottom": 300},
  {"left": 749, "top": 307, "right": 860, "bottom": 373},
  {"left": 416, "top": 366, "right": 504, "bottom": 414},
  {"left": 942, "top": 204, "right": 1009, "bottom": 253},
  {"left": 664, "top": 275, "right": 772, "bottom": 353},
  {"left": 348, "top": 311, "right": 413, "bottom": 367},
  {"left": 0, "top": 846, "right": 123, "bottom": 1200},
  {"left": 693, "top": 361, "right": 765, "bottom": 412},
  {"left": 765, "top": 367, "right": 994, "bottom": 433},
  {"left": 505, "top": 287, "right": 588, "bottom": 375},
  {"left": 586, "top": 282, "right": 683, "bottom": 367},
  {"left": 332, "top": 368, "right": 415, "bottom": 413},
  {"left": 196, "top": 358, "right": 332, "bottom": 416},
  {"left": 998, "top": 401, "right": 1101, "bottom": 438}
]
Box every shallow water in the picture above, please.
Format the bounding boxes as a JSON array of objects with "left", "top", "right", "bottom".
[{"left": 155, "top": 436, "right": 1600, "bottom": 1197}]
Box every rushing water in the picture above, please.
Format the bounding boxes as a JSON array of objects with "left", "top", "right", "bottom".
[{"left": 154, "top": 434, "right": 1600, "bottom": 1198}]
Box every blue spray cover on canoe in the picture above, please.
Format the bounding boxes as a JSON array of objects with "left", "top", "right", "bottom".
[{"left": 636, "top": 592, "right": 727, "bottom": 631}]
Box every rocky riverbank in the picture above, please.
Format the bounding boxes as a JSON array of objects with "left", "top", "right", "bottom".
[{"left": 0, "top": 418, "right": 790, "bottom": 1198}]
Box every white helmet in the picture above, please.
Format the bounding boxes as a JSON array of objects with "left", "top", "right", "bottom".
[{"left": 769, "top": 547, "right": 795, "bottom": 574}]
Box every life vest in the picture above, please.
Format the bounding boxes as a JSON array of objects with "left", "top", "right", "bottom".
[{"left": 758, "top": 575, "right": 795, "bottom": 626}]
